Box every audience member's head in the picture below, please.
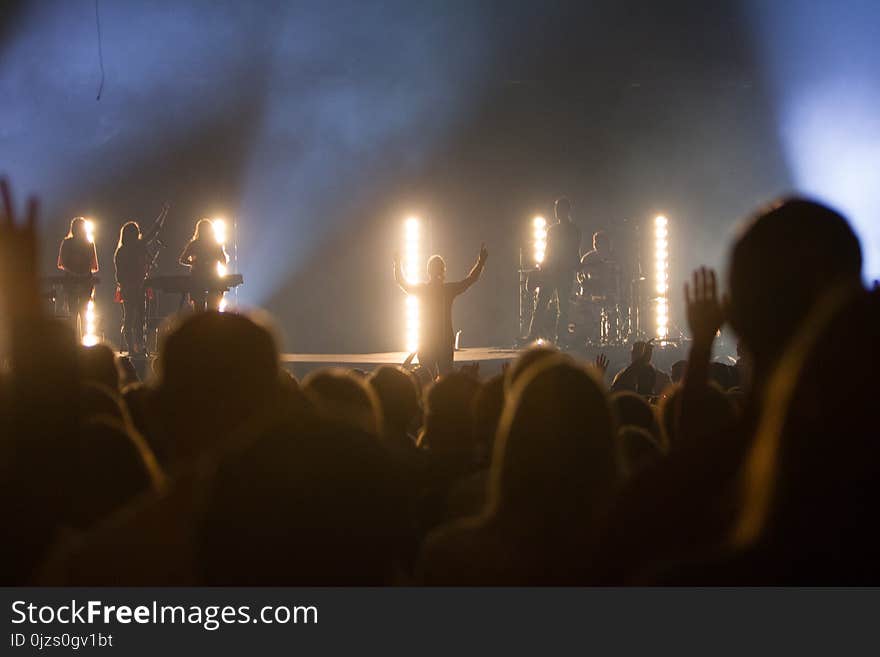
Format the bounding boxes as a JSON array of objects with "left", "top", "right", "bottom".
[
  {"left": 505, "top": 344, "right": 561, "bottom": 392},
  {"left": 368, "top": 366, "right": 419, "bottom": 439},
  {"left": 198, "top": 413, "right": 406, "bottom": 585},
  {"left": 302, "top": 368, "right": 382, "bottom": 436},
  {"left": 156, "top": 311, "right": 281, "bottom": 464},
  {"left": 79, "top": 344, "right": 120, "bottom": 392},
  {"left": 728, "top": 198, "right": 862, "bottom": 377},
  {"left": 420, "top": 372, "right": 480, "bottom": 460},
  {"left": 490, "top": 357, "right": 619, "bottom": 527},
  {"left": 659, "top": 382, "right": 736, "bottom": 450},
  {"left": 610, "top": 391, "right": 660, "bottom": 441}
]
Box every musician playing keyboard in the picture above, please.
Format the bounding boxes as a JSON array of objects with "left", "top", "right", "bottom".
[
  {"left": 179, "top": 218, "right": 228, "bottom": 311},
  {"left": 57, "top": 217, "right": 99, "bottom": 338}
]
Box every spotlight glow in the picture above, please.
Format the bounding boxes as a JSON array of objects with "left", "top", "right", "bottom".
[
  {"left": 533, "top": 216, "right": 547, "bottom": 264},
  {"left": 212, "top": 218, "right": 227, "bottom": 245},
  {"left": 84, "top": 219, "right": 95, "bottom": 244},
  {"left": 654, "top": 215, "right": 670, "bottom": 341},
  {"left": 216, "top": 258, "right": 229, "bottom": 311},
  {"left": 403, "top": 217, "right": 421, "bottom": 353},
  {"left": 750, "top": 0, "right": 880, "bottom": 280},
  {"left": 82, "top": 299, "right": 99, "bottom": 346}
]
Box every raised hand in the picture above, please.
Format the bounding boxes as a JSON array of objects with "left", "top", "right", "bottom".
[
  {"left": 594, "top": 353, "right": 609, "bottom": 376},
  {"left": 0, "top": 178, "right": 41, "bottom": 320},
  {"left": 478, "top": 243, "right": 488, "bottom": 264},
  {"left": 684, "top": 266, "right": 726, "bottom": 346}
]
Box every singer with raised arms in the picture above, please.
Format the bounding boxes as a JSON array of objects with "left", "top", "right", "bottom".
[{"left": 393, "top": 243, "right": 488, "bottom": 378}]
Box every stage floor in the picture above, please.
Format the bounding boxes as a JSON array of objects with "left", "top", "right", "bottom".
[
  {"left": 277, "top": 343, "right": 691, "bottom": 378},
  {"left": 280, "top": 347, "right": 521, "bottom": 365},
  {"left": 280, "top": 346, "right": 524, "bottom": 377}
]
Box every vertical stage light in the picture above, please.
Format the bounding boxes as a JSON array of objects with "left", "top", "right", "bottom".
[
  {"left": 532, "top": 216, "right": 547, "bottom": 264},
  {"left": 654, "top": 215, "right": 669, "bottom": 342},
  {"left": 84, "top": 219, "right": 95, "bottom": 244},
  {"left": 82, "top": 300, "right": 99, "bottom": 346},
  {"left": 403, "top": 217, "right": 421, "bottom": 354},
  {"left": 212, "top": 218, "right": 228, "bottom": 311},
  {"left": 213, "top": 218, "right": 228, "bottom": 276},
  {"left": 78, "top": 218, "right": 99, "bottom": 344}
]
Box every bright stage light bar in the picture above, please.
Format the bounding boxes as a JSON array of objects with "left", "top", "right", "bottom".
[
  {"left": 654, "top": 215, "right": 670, "bottom": 340},
  {"left": 82, "top": 299, "right": 99, "bottom": 346},
  {"left": 403, "top": 216, "right": 421, "bottom": 353},
  {"left": 213, "top": 217, "right": 235, "bottom": 311},
  {"left": 216, "top": 260, "right": 228, "bottom": 311},
  {"left": 84, "top": 219, "right": 95, "bottom": 244},
  {"left": 532, "top": 216, "right": 547, "bottom": 264},
  {"left": 212, "top": 218, "right": 227, "bottom": 245}
]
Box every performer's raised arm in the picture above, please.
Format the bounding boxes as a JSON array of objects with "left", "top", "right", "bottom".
[
  {"left": 449, "top": 243, "right": 488, "bottom": 295},
  {"left": 393, "top": 252, "right": 419, "bottom": 295}
]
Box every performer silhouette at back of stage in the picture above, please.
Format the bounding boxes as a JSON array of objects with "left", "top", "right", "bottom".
[
  {"left": 394, "top": 244, "right": 488, "bottom": 378},
  {"left": 526, "top": 197, "right": 581, "bottom": 346},
  {"left": 57, "top": 217, "right": 99, "bottom": 340},
  {"left": 179, "top": 218, "right": 228, "bottom": 311}
]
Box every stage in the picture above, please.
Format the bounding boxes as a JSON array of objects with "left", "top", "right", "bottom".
[
  {"left": 280, "top": 346, "right": 521, "bottom": 377},
  {"left": 279, "top": 343, "right": 692, "bottom": 378}
]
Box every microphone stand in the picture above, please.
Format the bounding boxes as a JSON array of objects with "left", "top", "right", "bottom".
[{"left": 144, "top": 203, "right": 170, "bottom": 351}]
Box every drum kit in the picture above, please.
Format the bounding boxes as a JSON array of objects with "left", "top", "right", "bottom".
[
  {"left": 569, "top": 269, "right": 625, "bottom": 345},
  {"left": 518, "top": 217, "right": 663, "bottom": 348}
]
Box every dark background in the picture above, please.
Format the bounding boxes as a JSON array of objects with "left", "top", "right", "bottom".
[{"left": 5, "top": 0, "right": 873, "bottom": 353}]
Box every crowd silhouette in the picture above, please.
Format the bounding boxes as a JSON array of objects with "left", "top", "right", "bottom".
[{"left": 1, "top": 178, "right": 878, "bottom": 586}]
